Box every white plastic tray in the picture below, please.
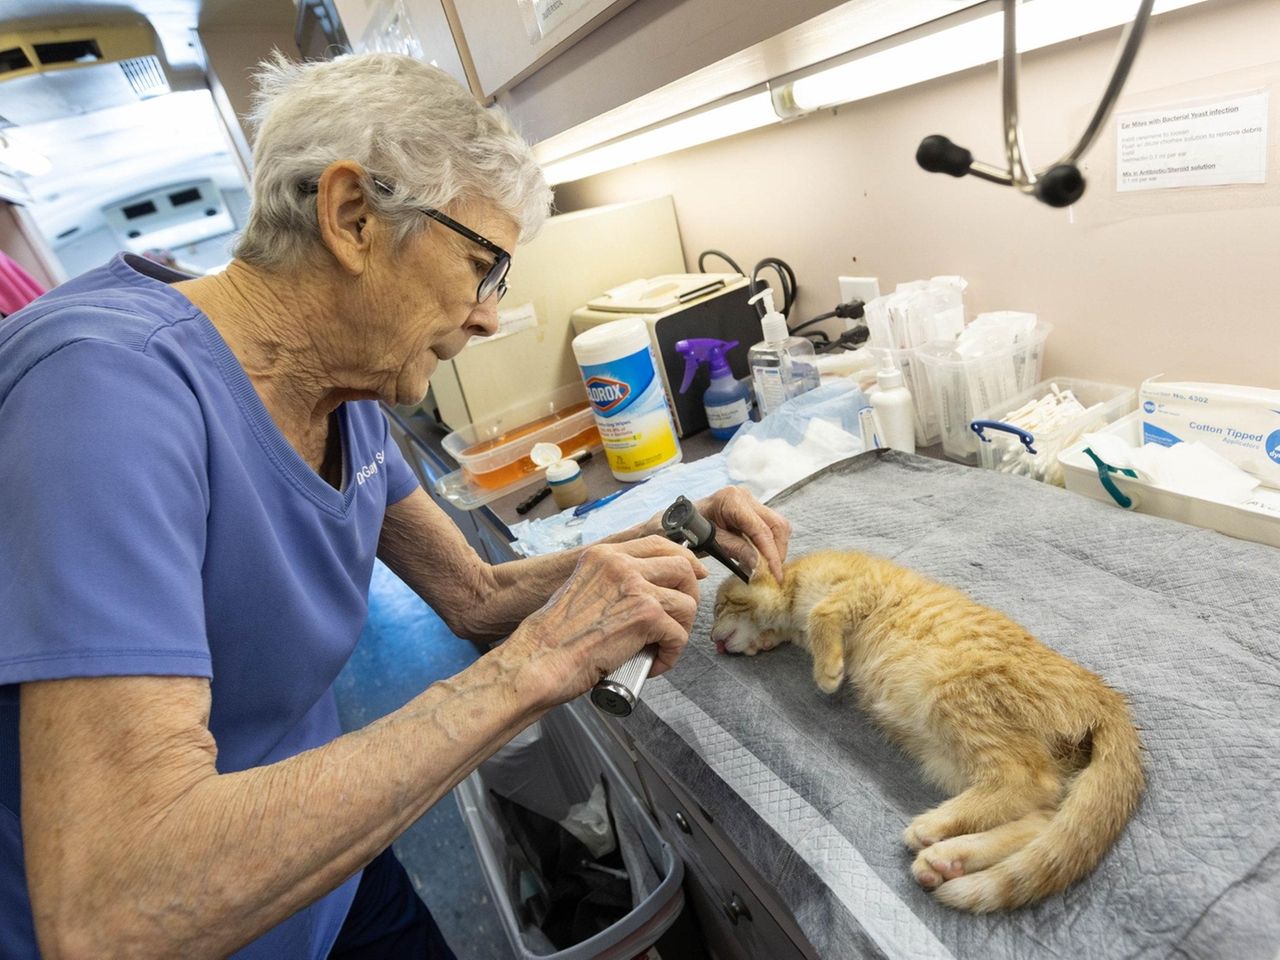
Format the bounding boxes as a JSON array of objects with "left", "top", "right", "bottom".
[
  {"left": 1058, "top": 411, "right": 1280, "bottom": 548},
  {"left": 435, "top": 440, "right": 603, "bottom": 511}
]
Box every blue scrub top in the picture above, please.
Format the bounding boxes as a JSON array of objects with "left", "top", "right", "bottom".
[{"left": 0, "top": 254, "right": 420, "bottom": 958}]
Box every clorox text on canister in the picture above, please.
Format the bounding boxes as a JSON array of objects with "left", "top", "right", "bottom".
[{"left": 572, "top": 318, "right": 682, "bottom": 481}]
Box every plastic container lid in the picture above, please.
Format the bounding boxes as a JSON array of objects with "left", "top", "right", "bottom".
[
  {"left": 572, "top": 317, "right": 650, "bottom": 365},
  {"left": 877, "top": 367, "right": 904, "bottom": 389},
  {"left": 546, "top": 459, "right": 581, "bottom": 483},
  {"left": 530, "top": 442, "right": 563, "bottom": 468}
]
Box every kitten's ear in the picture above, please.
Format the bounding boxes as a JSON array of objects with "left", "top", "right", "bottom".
[{"left": 748, "top": 554, "right": 777, "bottom": 588}]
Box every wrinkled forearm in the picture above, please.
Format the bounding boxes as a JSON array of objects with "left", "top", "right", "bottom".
[
  {"left": 465, "top": 515, "right": 663, "bottom": 642},
  {"left": 25, "top": 652, "right": 550, "bottom": 960},
  {"left": 377, "top": 487, "right": 666, "bottom": 646}
]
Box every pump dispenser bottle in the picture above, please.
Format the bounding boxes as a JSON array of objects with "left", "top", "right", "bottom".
[{"left": 747, "top": 288, "right": 819, "bottom": 417}]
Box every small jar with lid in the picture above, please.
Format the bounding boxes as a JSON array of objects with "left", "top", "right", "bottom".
[
  {"left": 531, "top": 442, "right": 590, "bottom": 510},
  {"left": 546, "top": 458, "right": 588, "bottom": 509}
]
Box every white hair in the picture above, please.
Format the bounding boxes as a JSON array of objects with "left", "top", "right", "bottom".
[{"left": 233, "top": 52, "right": 552, "bottom": 270}]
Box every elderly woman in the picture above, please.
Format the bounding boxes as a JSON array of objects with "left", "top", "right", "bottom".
[{"left": 0, "top": 53, "right": 788, "bottom": 959}]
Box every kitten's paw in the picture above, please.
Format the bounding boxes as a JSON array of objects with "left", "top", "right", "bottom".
[
  {"left": 815, "top": 669, "right": 844, "bottom": 694},
  {"left": 903, "top": 822, "right": 935, "bottom": 851},
  {"left": 911, "top": 848, "right": 966, "bottom": 890},
  {"left": 904, "top": 810, "right": 958, "bottom": 850}
]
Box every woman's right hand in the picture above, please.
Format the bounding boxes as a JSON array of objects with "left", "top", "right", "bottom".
[{"left": 502, "top": 535, "right": 708, "bottom": 707}]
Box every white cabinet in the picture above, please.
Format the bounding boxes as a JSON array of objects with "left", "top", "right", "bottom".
[
  {"left": 494, "top": 0, "right": 984, "bottom": 147},
  {"left": 448, "top": 0, "right": 640, "bottom": 99},
  {"left": 334, "top": 0, "right": 984, "bottom": 148},
  {"left": 334, "top": 0, "right": 471, "bottom": 89}
]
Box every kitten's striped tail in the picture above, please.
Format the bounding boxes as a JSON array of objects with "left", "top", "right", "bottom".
[{"left": 935, "top": 701, "right": 1145, "bottom": 912}]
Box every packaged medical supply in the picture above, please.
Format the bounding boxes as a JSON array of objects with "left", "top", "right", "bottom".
[
  {"left": 674, "top": 338, "right": 751, "bottom": 440},
  {"left": 814, "top": 348, "right": 878, "bottom": 385},
  {"left": 747, "top": 288, "right": 819, "bottom": 417},
  {"left": 869, "top": 352, "right": 916, "bottom": 454},
  {"left": 857, "top": 405, "right": 882, "bottom": 450},
  {"left": 972, "top": 378, "right": 1133, "bottom": 485},
  {"left": 916, "top": 318, "right": 1051, "bottom": 463},
  {"left": 723, "top": 380, "right": 868, "bottom": 501},
  {"left": 864, "top": 279, "right": 966, "bottom": 351},
  {"left": 862, "top": 277, "right": 968, "bottom": 446},
  {"left": 1139, "top": 378, "right": 1280, "bottom": 489},
  {"left": 572, "top": 318, "right": 682, "bottom": 481},
  {"left": 955, "top": 311, "right": 1037, "bottom": 358}
]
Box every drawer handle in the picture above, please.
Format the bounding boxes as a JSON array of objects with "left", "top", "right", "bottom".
[
  {"left": 672, "top": 810, "right": 693, "bottom": 835},
  {"left": 722, "top": 893, "right": 753, "bottom": 926}
]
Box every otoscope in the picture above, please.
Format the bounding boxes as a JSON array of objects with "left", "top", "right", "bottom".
[{"left": 590, "top": 496, "right": 751, "bottom": 718}]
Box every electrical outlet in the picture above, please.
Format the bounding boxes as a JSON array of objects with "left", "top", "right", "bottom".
[
  {"left": 839, "top": 276, "right": 880, "bottom": 305},
  {"left": 838, "top": 276, "right": 880, "bottom": 329}
]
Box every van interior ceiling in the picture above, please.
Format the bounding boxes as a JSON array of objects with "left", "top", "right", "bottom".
[{"left": 0, "top": 0, "right": 297, "bottom": 280}]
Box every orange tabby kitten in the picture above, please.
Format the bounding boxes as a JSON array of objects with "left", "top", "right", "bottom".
[{"left": 711, "top": 549, "right": 1144, "bottom": 912}]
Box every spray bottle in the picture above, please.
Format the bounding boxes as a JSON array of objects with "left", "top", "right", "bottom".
[
  {"left": 674, "top": 338, "right": 751, "bottom": 440},
  {"left": 747, "top": 288, "right": 819, "bottom": 417}
]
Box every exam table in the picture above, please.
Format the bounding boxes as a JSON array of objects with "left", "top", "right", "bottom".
[{"left": 390, "top": 411, "right": 1280, "bottom": 960}]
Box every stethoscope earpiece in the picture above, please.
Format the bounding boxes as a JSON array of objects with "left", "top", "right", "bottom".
[
  {"left": 916, "top": 135, "right": 973, "bottom": 178},
  {"left": 1033, "top": 164, "right": 1086, "bottom": 208}
]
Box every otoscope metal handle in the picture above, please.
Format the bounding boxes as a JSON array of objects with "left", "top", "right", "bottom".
[
  {"left": 592, "top": 648, "right": 655, "bottom": 717},
  {"left": 590, "top": 495, "right": 750, "bottom": 717}
]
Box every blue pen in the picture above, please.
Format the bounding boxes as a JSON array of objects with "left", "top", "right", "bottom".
[{"left": 572, "top": 480, "right": 649, "bottom": 518}]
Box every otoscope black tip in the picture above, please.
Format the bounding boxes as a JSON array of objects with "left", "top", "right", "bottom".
[
  {"left": 916, "top": 135, "right": 973, "bottom": 177},
  {"left": 1034, "top": 164, "right": 1086, "bottom": 207}
]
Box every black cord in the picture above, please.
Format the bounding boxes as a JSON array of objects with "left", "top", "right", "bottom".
[
  {"left": 697, "top": 249, "right": 744, "bottom": 275},
  {"left": 815, "top": 325, "right": 870, "bottom": 353},
  {"left": 790, "top": 310, "right": 838, "bottom": 335},
  {"left": 791, "top": 300, "right": 865, "bottom": 336}
]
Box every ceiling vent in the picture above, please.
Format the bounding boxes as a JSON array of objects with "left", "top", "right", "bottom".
[
  {"left": 0, "top": 17, "right": 174, "bottom": 125},
  {"left": 119, "top": 55, "right": 168, "bottom": 99}
]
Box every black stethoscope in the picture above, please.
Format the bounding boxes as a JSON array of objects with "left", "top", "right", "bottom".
[{"left": 916, "top": 0, "right": 1156, "bottom": 207}]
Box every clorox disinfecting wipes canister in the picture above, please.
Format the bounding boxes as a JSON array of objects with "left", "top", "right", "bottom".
[{"left": 573, "top": 318, "right": 682, "bottom": 481}]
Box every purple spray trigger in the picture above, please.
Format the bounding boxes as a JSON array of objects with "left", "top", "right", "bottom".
[{"left": 675, "top": 338, "right": 739, "bottom": 393}]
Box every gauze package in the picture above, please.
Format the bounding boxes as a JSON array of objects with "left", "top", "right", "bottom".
[{"left": 1140, "top": 378, "right": 1280, "bottom": 489}]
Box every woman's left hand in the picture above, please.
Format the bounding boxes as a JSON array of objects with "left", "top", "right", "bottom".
[{"left": 691, "top": 486, "right": 790, "bottom": 582}]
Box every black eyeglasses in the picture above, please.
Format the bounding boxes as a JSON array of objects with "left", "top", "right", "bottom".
[{"left": 371, "top": 179, "right": 510, "bottom": 304}]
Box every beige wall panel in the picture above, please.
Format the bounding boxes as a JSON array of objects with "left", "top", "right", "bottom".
[
  {"left": 431, "top": 196, "right": 686, "bottom": 427},
  {"left": 556, "top": 0, "right": 1280, "bottom": 390}
]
